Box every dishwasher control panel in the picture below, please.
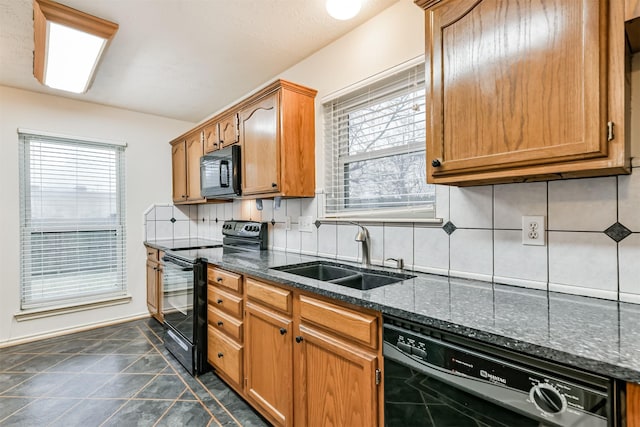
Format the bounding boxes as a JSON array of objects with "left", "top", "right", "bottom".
[{"left": 384, "top": 322, "right": 610, "bottom": 426}]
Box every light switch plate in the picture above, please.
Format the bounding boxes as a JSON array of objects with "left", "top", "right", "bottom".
[
  {"left": 299, "top": 216, "right": 313, "bottom": 233},
  {"left": 522, "top": 216, "right": 545, "bottom": 246}
]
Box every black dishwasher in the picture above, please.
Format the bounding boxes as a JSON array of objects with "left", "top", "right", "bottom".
[{"left": 383, "top": 317, "right": 618, "bottom": 427}]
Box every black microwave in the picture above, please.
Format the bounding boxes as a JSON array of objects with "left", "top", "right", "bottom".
[{"left": 200, "top": 145, "right": 241, "bottom": 198}]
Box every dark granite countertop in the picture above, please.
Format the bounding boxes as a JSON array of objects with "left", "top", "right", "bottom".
[{"left": 145, "top": 240, "right": 640, "bottom": 383}]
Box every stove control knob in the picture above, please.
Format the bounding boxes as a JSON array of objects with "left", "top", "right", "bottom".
[{"left": 530, "top": 383, "right": 566, "bottom": 415}]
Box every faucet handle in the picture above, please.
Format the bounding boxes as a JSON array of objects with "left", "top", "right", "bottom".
[{"left": 386, "top": 258, "right": 404, "bottom": 270}]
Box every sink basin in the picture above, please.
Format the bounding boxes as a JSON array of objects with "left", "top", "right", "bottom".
[{"left": 273, "top": 261, "right": 415, "bottom": 290}]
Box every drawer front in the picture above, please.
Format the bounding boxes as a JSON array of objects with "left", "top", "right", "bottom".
[
  {"left": 246, "top": 278, "right": 292, "bottom": 314},
  {"left": 299, "top": 295, "right": 378, "bottom": 349},
  {"left": 208, "top": 326, "right": 243, "bottom": 387},
  {"left": 208, "top": 306, "right": 243, "bottom": 342},
  {"left": 145, "top": 246, "right": 158, "bottom": 262},
  {"left": 208, "top": 285, "right": 243, "bottom": 319},
  {"left": 208, "top": 267, "right": 242, "bottom": 293}
]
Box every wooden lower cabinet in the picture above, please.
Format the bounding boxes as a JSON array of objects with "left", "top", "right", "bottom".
[
  {"left": 236, "top": 276, "right": 382, "bottom": 427},
  {"left": 145, "top": 246, "right": 162, "bottom": 322},
  {"left": 295, "top": 324, "right": 379, "bottom": 427},
  {"left": 245, "top": 300, "right": 294, "bottom": 426},
  {"left": 208, "top": 326, "right": 243, "bottom": 389}
]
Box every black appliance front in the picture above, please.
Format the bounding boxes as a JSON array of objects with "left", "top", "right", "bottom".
[
  {"left": 200, "top": 145, "right": 241, "bottom": 198},
  {"left": 162, "top": 253, "right": 209, "bottom": 376},
  {"left": 383, "top": 318, "right": 616, "bottom": 427}
]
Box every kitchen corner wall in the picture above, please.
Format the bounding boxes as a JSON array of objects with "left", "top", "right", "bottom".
[{"left": 143, "top": 166, "right": 640, "bottom": 305}]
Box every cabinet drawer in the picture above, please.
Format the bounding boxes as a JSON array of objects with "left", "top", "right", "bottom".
[
  {"left": 145, "top": 247, "right": 158, "bottom": 262},
  {"left": 208, "top": 326, "right": 243, "bottom": 387},
  {"left": 246, "top": 278, "right": 292, "bottom": 314},
  {"left": 208, "top": 285, "right": 243, "bottom": 319},
  {"left": 208, "top": 306, "right": 243, "bottom": 342},
  {"left": 299, "top": 295, "right": 378, "bottom": 349},
  {"left": 208, "top": 266, "right": 242, "bottom": 293}
]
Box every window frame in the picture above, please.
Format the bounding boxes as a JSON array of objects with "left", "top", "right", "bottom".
[
  {"left": 18, "top": 129, "right": 128, "bottom": 311},
  {"left": 322, "top": 57, "right": 437, "bottom": 221}
]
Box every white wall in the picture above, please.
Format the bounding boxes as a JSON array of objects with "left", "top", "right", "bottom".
[{"left": 0, "top": 85, "right": 193, "bottom": 344}]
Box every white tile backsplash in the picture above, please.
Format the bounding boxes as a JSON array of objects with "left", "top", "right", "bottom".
[
  {"left": 336, "top": 224, "right": 359, "bottom": 262},
  {"left": 383, "top": 224, "right": 414, "bottom": 269},
  {"left": 548, "top": 231, "right": 618, "bottom": 299},
  {"left": 618, "top": 171, "right": 640, "bottom": 232},
  {"left": 435, "top": 184, "right": 450, "bottom": 222},
  {"left": 494, "top": 182, "right": 547, "bottom": 229},
  {"left": 156, "top": 205, "right": 173, "bottom": 221},
  {"left": 147, "top": 167, "right": 639, "bottom": 306},
  {"left": 493, "top": 230, "right": 547, "bottom": 290},
  {"left": 367, "top": 224, "right": 384, "bottom": 266},
  {"left": 286, "top": 224, "right": 301, "bottom": 254},
  {"left": 619, "top": 233, "right": 640, "bottom": 301},
  {"left": 317, "top": 223, "right": 337, "bottom": 258},
  {"left": 414, "top": 226, "right": 449, "bottom": 275},
  {"left": 450, "top": 186, "right": 493, "bottom": 228},
  {"left": 450, "top": 229, "right": 493, "bottom": 281},
  {"left": 300, "top": 226, "right": 318, "bottom": 256},
  {"left": 155, "top": 220, "right": 173, "bottom": 240},
  {"left": 548, "top": 177, "right": 617, "bottom": 231}
]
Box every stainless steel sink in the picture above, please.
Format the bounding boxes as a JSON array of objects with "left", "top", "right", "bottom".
[{"left": 273, "top": 261, "right": 415, "bottom": 290}]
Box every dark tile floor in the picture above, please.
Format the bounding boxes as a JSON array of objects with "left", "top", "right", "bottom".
[{"left": 0, "top": 318, "right": 269, "bottom": 426}]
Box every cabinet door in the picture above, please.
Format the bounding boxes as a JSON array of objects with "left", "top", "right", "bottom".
[
  {"left": 186, "top": 132, "right": 204, "bottom": 201},
  {"left": 146, "top": 259, "right": 158, "bottom": 315},
  {"left": 629, "top": 382, "right": 640, "bottom": 427},
  {"left": 219, "top": 113, "right": 239, "bottom": 148},
  {"left": 295, "top": 324, "right": 378, "bottom": 427},
  {"left": 628, "top": 0, "right": 640, "bottom": 20},
  {"left": 245, "top": 301, "right": 293, "bottom": 427},
  {"left": 240, "top": 93, "right": 280, "bottom": 195},
  {"left": 171, "top": 141, "right": 187, "bottom": 202},
  {"left": 203, "top": 123, "right": 219, "bottom": 153},
  {"left": 426, "top": 0, "right": 609, "bottom": 181}
]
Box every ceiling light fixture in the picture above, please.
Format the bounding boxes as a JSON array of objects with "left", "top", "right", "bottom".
[
  {"left": 326, "top": 0, "right": 362, "bottom": 20},
  {"left": 33, "top": 0, "right": 118, "bottom": 94}
]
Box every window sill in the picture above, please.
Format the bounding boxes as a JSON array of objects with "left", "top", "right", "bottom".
[{"left": 14, "top": 295, "right": 132, "bottom": 322}]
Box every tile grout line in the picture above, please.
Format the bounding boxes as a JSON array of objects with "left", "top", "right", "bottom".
[{"left": 134, "top": 324, "right": 225, "bottom": 427}]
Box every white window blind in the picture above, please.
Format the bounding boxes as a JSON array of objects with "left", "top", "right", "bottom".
[
  {"left": 323, "top": 62, "right": 435, "bottom": 217},
  {"left": 19, "top": 132, "right": 127, "bottom": 309}
]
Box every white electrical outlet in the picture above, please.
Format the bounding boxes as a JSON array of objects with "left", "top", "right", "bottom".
[
  {"left": 285, "top": 216, "right": 291, "bottom": 231},
  {"left": 299, "top": 216, "right": 313, "bottom": 233},
  {"left": 522, "top": 216, "right": 545, "bottom": 246}
]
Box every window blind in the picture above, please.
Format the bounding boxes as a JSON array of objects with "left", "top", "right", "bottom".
[
  {"left": 19, "top": 132, "right": 127, "bottom": 309},
  {"left": 323, "top": 62, "right": 435, "bottom": 216}
]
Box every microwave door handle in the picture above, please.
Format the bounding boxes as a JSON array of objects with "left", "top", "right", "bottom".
[{"left": 219, "top": 161, "right": 230, "bottom": 188}]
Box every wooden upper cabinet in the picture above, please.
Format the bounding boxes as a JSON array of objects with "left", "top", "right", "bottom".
[
  {"left": 203, "top": 122, "right": 219, "bottom": 153},
  {"left": 628, "top": 0, "right": 640, "bottom": 20},
  {"left": 218, "top": 113, "right": 240, "bottom": 148},
  {"left": 418, "top": 0, "right": 629, "bottom": 186},
  {"left": 629, "top": 382, "right": 640, "bottom": 427},
  {"left": 186, "top": 131, "right": 204, "bottom": 202},
  {"left": 241, "top": 93, "right": 280, "bottom": 195},
  {"left": 240, "top": 80, "right": 317, "bottom": 198},
  {"left": 171, "top": 140, "right": 187, "bottom": 202}
]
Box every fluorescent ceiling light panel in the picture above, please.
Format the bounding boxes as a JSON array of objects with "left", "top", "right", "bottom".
[
  {"left": 45, "top": 22, "right": 106, "bottom": 93},
  {"left": 326, "top": 0, "right": 362, "bottom": 20},
  {"left": 33, "top": 0, "right": 118, "bottom": 94}
]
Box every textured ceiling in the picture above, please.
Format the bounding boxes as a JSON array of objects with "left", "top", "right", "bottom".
[{"left": 0, "top": 0, "right": 399, "bottom": 122}]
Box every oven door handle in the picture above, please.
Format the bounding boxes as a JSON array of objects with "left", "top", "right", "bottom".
[{"left": 162, "top": 254, "right": 196, "bottom": 269}]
